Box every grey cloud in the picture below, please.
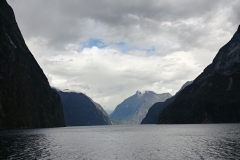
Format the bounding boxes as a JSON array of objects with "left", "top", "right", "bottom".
[
  {"left": 6, "top": 0, "right": 240, "bottom": 110},
  {"left": 231, "top": 0, "right": 240, "bottom": 26},
  {"left": 58, "top": 0, "right": 225, "bottom": 24},
  {"left": 8, "top": 0, "right": 238, "bottom": 52}
]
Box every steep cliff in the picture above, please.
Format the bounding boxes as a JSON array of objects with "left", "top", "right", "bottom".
[
  {"left": 58, "top": 91, "right": 112, "bottom": 126},
  {"left": 158, "top": 25, "right": 240, "bottom": 124},
  {"left": 0, "top": 0, "right": 65, "bottom": 128}
]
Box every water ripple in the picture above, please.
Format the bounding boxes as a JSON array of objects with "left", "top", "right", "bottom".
[{"left": 0, "top": 124, "right": 240, "bottom": 159}]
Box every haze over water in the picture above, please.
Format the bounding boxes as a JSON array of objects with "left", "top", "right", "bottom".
[{"left": 1, "top": 124, "right": 240, "bottom": 159}]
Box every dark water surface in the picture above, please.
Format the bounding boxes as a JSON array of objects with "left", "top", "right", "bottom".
[{"left": 0, "top": 124, "right": 240, "bottom": 160}]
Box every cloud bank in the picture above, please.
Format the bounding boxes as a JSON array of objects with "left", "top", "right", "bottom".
[{"left": 7, "top": 0, "right": 240, "bottom": 111}]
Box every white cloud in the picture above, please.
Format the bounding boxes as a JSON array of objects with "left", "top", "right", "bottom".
[
  {"left": 26, "top": 38, "right": 201, "bottom": 111},
  {"left": 7, "top": 0, "right": 240, "bottom": 111}
]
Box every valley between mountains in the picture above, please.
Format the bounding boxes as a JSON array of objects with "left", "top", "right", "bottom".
[{"left": 1, "top": 0, "right": 240, "bottom": 129}]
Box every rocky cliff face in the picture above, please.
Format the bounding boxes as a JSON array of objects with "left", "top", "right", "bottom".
[
  {"left": 158, "top": 25, "right": 240, "bottom": 124},
  {"left": 58, "top": 91, "right": 112, "bottom": 126},
  {"left": 213, "top": 26, "right": 240, "bottom": 75},
  {"left": 110, "top": 91, "right": 171, "bottom": 124},
  {"left": 0, "top": 0, "right": 65, "bottom": 129},
  {"left": 141, "top": 81, "right": 192, "bottom": 124}
]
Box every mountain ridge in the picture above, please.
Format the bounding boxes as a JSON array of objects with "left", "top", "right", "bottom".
[
  {"left": 58, "top": 91, "right": 112, "bottom": 126},
  {"left": 141, "top": 81, "right": 192, "bottom": 124},
  {"left": 158, "top": 25, "right": 240, "bottom": 124},
  {"left": 110, "top": 91, "right": 171, "bottom": 124}
]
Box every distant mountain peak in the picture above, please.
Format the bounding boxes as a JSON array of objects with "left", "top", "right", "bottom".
[
  {"left": 135, "top": 90, "right": 155, "bottom": 95},
  {"left": 237, "top": 24, "right": 240, "bottom": 33},
  {"left": 136, "top": 90, "right": 142, "bottom": 95},
  {"left": 141, "top": 81, "right": 192, "bottom": 124},
  {"left": 110, "top": 90, "right": 172, "bottom": 124},
  {"left": 135, "top": 91, "right": 143, "bottom": 98}
]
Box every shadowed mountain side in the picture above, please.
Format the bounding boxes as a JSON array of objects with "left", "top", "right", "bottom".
[
  {"left": 159, "top": 25, "right": 240, "bottom": 124},
  {"left": 0, "top": 0, "right": 65, "bottom": 129},
  {"left": 141, "top": 81, "right": 192, "bottom": 124},
  {"left": 58, "top": 91, "right": 112, "bottom": 126}
]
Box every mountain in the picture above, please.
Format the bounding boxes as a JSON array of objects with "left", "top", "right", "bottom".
[
  {"left": 110, "top": 91, "right": 171, "bottom": 124},
  {"left": 158, "top": 25, "right": 240, "bottom": 124},
  {"left": 141, "top": 81, "right": 192, "bottom": 124},
  {"left": 0, "top": 0, "right": 65, "bottom": 129},
  {"left": 58, "top": 91, "right": 112, "bottom": 126}
]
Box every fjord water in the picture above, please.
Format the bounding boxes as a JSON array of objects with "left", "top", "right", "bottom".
[{"left": 1, "top": 124, "right": 240, "bottom": 160}]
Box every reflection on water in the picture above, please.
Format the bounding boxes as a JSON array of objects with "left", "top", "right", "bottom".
[
  {"left": 0, "top": 130, "right": 53, "bottom": 159},
  {"left": 0, "top": 124, "right": 240, "bottom": 159}
]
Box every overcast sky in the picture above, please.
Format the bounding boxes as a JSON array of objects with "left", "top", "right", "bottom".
[{"left": 7, "top": 0, "right": 240, "bottom": 113}]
